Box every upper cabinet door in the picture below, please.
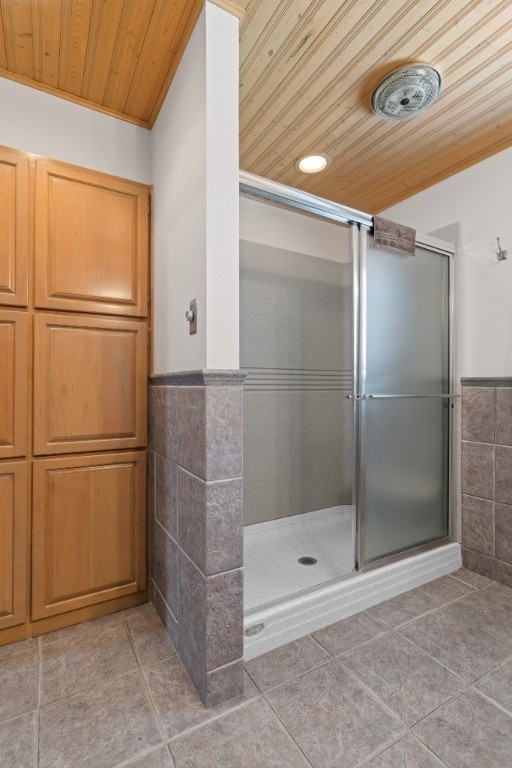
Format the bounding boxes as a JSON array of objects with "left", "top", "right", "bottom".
[
  {"left": 34, "top": 160, "right": 149, "bottom": 317},
  {"left": 0, "top": 147, "right": 28, "bottom": 307},
  {"left": 33, "top": 312, "right": 147, "bottom": 455}
]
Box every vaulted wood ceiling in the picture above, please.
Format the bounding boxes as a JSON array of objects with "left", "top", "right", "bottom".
[
  {"left": 0, "top": 1, "right": 510, "bottom": 211},
  {"left": 240, "top": 0, "right": 512, "bottom": 212}
]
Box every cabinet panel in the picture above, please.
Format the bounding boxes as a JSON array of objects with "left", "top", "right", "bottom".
[
  {"left": 0, "top": 147, "right": 28, "bottom": 307},
  {"left": 34, "top": 159, "right": 149, "bottom": 317},
  {"left": 0, "top": 462, "right": 28, "bottom": 630},
  {"left": 33, "top": 313, "right": 147, "bottom": 455},
  {"left": 32, "top": 452, "right": 146, "bottom": 619},
  {"left": 0, "top": 310, "right": 28, "bottom": 459}
]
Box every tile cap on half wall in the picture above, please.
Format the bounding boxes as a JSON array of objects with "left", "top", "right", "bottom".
[{"left": 150, "top": 370, "right": 247, "bottom": 386}]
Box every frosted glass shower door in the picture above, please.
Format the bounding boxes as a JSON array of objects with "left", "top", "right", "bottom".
[{"left": 359, "top": 240, "right": 451, "bottom": 565}]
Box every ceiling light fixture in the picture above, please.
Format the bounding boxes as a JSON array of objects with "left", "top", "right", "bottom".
[
  {"left": 295, "top": 153, "right": 330, "bottom": 173},
  {"left": 371, "top": 64, "right": 442, "bottom": 121}
]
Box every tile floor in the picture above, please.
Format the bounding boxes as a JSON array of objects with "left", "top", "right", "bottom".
[{"left": 2, "top": 568, "right": 512, "bottom": 767}]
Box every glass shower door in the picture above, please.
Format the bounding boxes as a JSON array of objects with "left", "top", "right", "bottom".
[{"left": 357, "top": 234, "right": 452, "bottom": 566}]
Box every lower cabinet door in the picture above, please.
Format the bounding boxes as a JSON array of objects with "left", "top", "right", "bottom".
[
  {"left": 0, "top": 461, "right": 28, "bottom": 630},
  {"left": 32, "top": 451, "right": 146, "bottom": 620}
]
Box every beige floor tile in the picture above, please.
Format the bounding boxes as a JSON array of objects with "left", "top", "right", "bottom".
[
  {"left": 0, "top": 648, "right": 39, "bottom": 722},
  {"left": 399, "top": 608, "right": 510, "bottom": 683},
  {"left": 450, "top": 568, "right": 493, "bottom": 589},
  {"left": 40, "top": 621, "right": 138, "bottom": 704},
  {"left": 483, "top": 582, "right": 512, "bottom": 608},
  {"left": 312, "top": 611, "right": 386, "bottom": 657},
  {"left": 126, "top": 609, "right": 177, "bottom": 667},
  {"left": 0, "top": 711, "right": 37, "bottom": 768},
  {"left": 115, "top": 745, "right": 174, "bottom": 767},
  {"left": 144, "top": 655, "right": 258, "bottom": 740},
  {"left": 244, "top": 635, "right": 329, "bottom": 692},
  {"left": 39, "top": 670, "right": 161, "bottom": 768},
  {"left": 170, "top": 698, "right": 311, "bottom": 768},
  {"left": 363, "top": 733, "right": 447, "bottom": 767},
  {"left": 366, "top": 577, "right": 474, "bottom": 629},
  {"left": 414, "top": 690, "right": 512, "bottom": 767},
  {"left": 266, "top": 660, "right": 404, "bottom": 768},
  {"left": 123, "top": 602, "right": 155, "bottom": 620},
  {"left": 444, "top": 590, "right": 512, "bottom": 649},
  {"left": 40, "top": 612, "right": 123, "bottom": 645},
  {"left": 340, "top": 633, "right": 465, "bottom": 727},
  {"left": 475, "top": 658, "right": 512, "bottom": 713},
  {"left": 0, "top": 636, "right": 39, "bottom": 659}
]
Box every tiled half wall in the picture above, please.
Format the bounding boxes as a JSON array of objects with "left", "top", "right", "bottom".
[
  {"left": 461, "top": 379, "right": 512, "bottom": 584},
  {"left": 148, "top": 370, "right": 245, "bottom": 707}
]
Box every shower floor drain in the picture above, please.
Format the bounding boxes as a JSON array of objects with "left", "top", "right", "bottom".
[{"left": 298, "top": 556, "right": 317, "bottom": 565}]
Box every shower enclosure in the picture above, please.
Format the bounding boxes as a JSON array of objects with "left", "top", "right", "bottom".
[{"left": 240, "top": 172, "right": 456, "bottom": 653}]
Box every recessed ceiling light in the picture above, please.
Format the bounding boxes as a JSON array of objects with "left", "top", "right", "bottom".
[{"left": 295, "top": 153, "right": 330, "bottom": 173}]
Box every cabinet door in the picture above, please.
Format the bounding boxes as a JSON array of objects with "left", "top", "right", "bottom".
[
  {"left": 34, "top": 159, "right": 149, "bottom": 317},
  {"left": 32, "top": 452, "right": 146, "bottom": 619},
  {"left": 33, "top": 312, "right": 147, "bottom": 455},
  {"left": 0, "top": 147, "right": 28, "bottom": 307},
  {"left": 0, "top": 310, "right": 28, "bottom": 459},
  {"left": 0, "top": 462, "right": 28, "bottom": 630}
]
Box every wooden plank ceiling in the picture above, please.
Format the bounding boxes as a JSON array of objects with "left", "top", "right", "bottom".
[
  {"left": 0, "top": 1, "right": 510, "bottom": 210},
  {"left": 0, "top": 0, "right": 207, "bottom": 127},
  {"left": 240, "top": 0, "right": 512, "bottom": 212}
]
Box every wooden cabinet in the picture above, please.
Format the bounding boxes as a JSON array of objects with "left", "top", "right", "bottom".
[
  {"left": 0, "top": 310, "right": 28, "bottom": 459},
  {"left": 0, "top": 148, "right": 150, "bottom": 647},
  {"left": 0, "top": 147, "right": 28, "bottom": 307},
  {"left": 0, "top": 462, "right": 28, "bottom": 630},
  {"left": 33, "top": 312, "right": 147, "bottom": 455},
  {"left": 32, "top": 452, "right": 146, "bottom": 619},
  {"left": 34, "top": 159, "right": 149, "bottom": 317}
]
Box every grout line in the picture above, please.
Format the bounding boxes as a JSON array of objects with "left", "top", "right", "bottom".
[
  {"left": 307, "top": 631, "right": 335, "bottom": 657},
  {"left": 34, "top": 707, "right": 40, "bottom": 768},
  {"left": 395, "top": 628, "right": 482, "bottom": 687},
  {"left": 261, "top": 694, "right": 316, "bottom": 768},
  {"left": 333, "top": 629, "right": 393, "bottom": 660},
  {"left": 166, "top": 694, "right": 262, "bottom": 745},
  {"left": 110, "top": 744, "right": 171, "bottom": 768},
  {"left": 333, "top": 657, "right": 410, "bottom": 727},
  {"left": 138, "top": 664, "right": 168, "bottom": 745},
  {"left": 250, "top": 656, "right": 334, "bottom": 695},
  {"left": 470, "top": 684, "right": 512, "bottom": 719}
]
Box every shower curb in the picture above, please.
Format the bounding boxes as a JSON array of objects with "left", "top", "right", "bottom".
[{"left": 243, "top": 543, "right": 461, "bottom": 659}]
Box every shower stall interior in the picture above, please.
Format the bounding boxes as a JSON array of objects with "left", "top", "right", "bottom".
[{"left": 240, "top": 172, "right": 457, "bottom": 656}]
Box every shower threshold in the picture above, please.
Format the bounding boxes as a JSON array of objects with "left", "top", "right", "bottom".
[{"left": 243, "top": 541, "right": 461, "bottom": 660}]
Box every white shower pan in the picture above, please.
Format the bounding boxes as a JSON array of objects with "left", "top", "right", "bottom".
[{"left": 243, "top": 541, "right": 461, "bottom": 660}]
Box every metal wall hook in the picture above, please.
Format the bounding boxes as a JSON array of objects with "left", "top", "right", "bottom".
[{"left": 497, "top": 237, "right": 508, "bottom": 262}]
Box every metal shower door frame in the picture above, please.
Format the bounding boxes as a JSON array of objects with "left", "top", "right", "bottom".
[
  {"left": 239, "top": 170, "right": 456, "bottom": 576},
  {"left": 353, "top": 227, "right": 456, "bottom": 571}
]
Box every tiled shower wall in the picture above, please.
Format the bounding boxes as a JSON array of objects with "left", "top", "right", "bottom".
[
  {"left": 461, "top": 380, "right": 512, "bottom": 584},
  {"left": 148, "top": 371, "right": 245, "bottom": 706}
]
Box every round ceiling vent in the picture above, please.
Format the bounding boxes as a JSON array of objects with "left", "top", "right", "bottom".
[{"left": 371, "top": 64, "right": 442, "bottom": 121}]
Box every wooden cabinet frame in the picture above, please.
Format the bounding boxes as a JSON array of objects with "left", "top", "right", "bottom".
[{"left": 0, "top": 310, "right": 29, "bottom": 459}]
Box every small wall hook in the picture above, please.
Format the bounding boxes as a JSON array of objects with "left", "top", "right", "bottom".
[{"left": 497, "top": 237, "right": 508, "bottom": 262}]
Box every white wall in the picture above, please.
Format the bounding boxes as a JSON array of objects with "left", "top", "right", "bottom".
[
  {"left": 151, "top": 2, "right": 239, "bottom": 373},
  {"left": 383, "top": 147, "right": 512, "bottom": 378},
  {"left": 240, "top": 196, "right": 351, "bottom": 263},
  {"left": 0, "top": 78, "right": 150, "bottom": 182}
]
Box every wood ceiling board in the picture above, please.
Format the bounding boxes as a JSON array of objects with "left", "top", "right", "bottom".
[
  {"left": 0, "top": 0, "right": 206, "bottom": 128},
  {"left": 81, "top": 0, "right": 125, "bottom": 104},
  {"left": 240, "top": 0, "right": 512, "bottom": 212},
  {"left": 39, "top": 0, "right": 62, "bottom": 88},
  {"left": 102, "top": 0, "right": 158, "bottom": 114}
]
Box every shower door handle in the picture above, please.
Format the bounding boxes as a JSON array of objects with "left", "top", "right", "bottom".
[
  {"left": 346, "top": 393, "right": 459, "bottom": 400},
  {"left": 364, "top": 393, "right": 459, "bottom": 399}
]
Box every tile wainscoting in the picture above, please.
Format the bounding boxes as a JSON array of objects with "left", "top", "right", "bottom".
[
  {"left": 461, "top": 378, "right": 512, "bottom": 584},
  {"left": 149, "top": 370, "right": 245, "bottom": 706}
]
